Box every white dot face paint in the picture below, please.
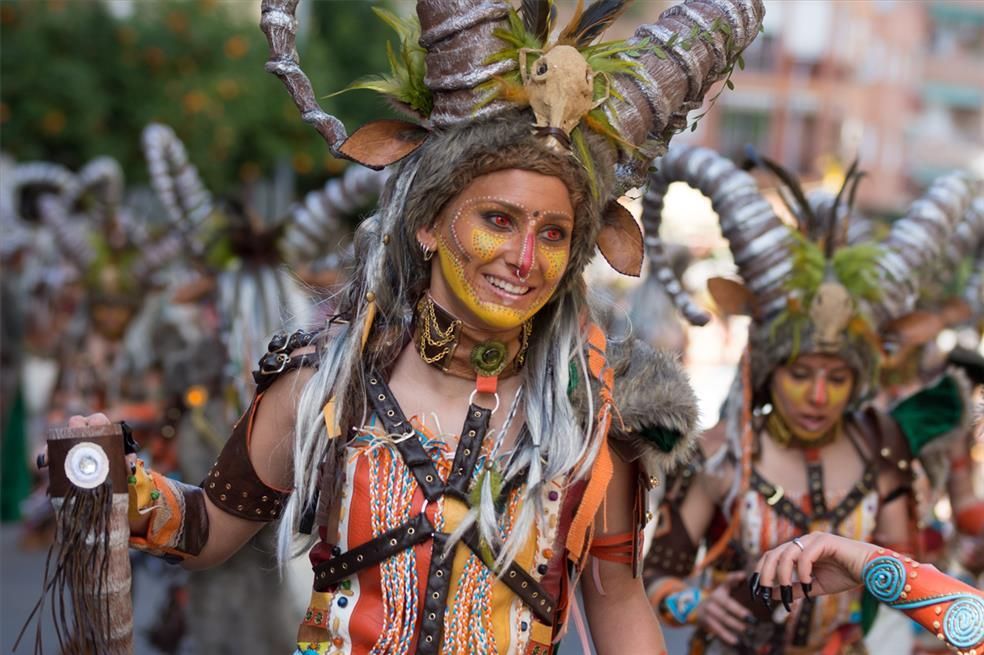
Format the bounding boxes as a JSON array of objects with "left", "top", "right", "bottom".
[
  {"left": 424, "top": 170, "right": 575, "bottom": 330},
  {"left": 65, "top": 442, "right": 111, "bottom": 489}
]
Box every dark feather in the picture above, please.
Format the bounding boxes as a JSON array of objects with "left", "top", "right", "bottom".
[
  {"left": 827, "top": 156, "right": 859, "bottom": 257},
  {"left": 573, "top": 0, "right": 632, "bottom": 46},
  {"left": 521, "top": 0, "right": 556, "bottom": 44},
  {"left": 557, "top": 0, "right": 585, "bottom": 44},
  {"left": 743, "top": 145, "right": 816, "bottom": 237},
  {"left": 841, "top": 170, "right": 867, "bottom": 246}
]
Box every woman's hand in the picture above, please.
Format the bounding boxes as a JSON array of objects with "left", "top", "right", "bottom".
[
  {"left": 695, "top": 577, "right": 755, "bottom": 646},
  {"left": 751, "top": 533, "right": 880, "bottom": 608},
  {"left": 68, "top": 413, "right": 112, "bottom": 428}
]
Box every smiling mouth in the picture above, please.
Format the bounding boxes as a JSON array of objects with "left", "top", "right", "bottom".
[
  {"left": 796, "top": 414, "right": 829, "bottom": 431},
  {"left": 484, "top": 274, "right": 531, "bottom": 298}
]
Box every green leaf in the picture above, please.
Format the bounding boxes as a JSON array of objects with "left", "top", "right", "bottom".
[
  {"left": 737, "top": 53, "right": 745, "bottom": 70},
  {"left": 726, "top": 79, "right": 735, "bottom": 90}
]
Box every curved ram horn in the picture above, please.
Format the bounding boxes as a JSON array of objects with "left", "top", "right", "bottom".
[
  {"left": 36, "top": 194, "right": 96, "bottom": 272},
  {"left": 0, "top": 157, "right": 33, "bottom": 259},
  {"left": 607, "top": 0, "right": 764, "bottom": 181},
  {"left": 74, "top": 157, "right": 125, "bottom": 229},
  {"left": 416, "top": 0, "right": 516, "bottom": 126},
  {"left": 948, "top": 191, "right": 984, "bottom": 313},
  {"left": 260, "top": 0, "right": 351, "bottom": 153},
  {"left": 142, "top": 123, "right": 213, "bottom": 230},
  {"left": 10, "top": 161, "right": 80, "bottom": 217},
  {"left": 873, "top": 172, "right": 978, "bottom": 325},
  {"left": 284, "top": 166, "right": 391, "bottom": 264},
  {"left": 644, "top": 144, "right": 794, "bottom": 325}
]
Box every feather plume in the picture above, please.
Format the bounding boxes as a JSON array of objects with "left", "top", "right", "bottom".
[
  {"left": 569, "top": 0, "right": 632, "bottom": 46},
  {"left": 521, "top": 0, "right": 556, "bottom": 44},
  {"left": 329, "top": 8, "right": 432, "bottom": 117},
  {"left": 557, "top": 0, "right": 585, "bottom": 44},
  {"left": 744, "top": 146, "right": 816, "bottom": 236},
  {"left": 826, "top": 157, "right": 860, "bottom": 257}
]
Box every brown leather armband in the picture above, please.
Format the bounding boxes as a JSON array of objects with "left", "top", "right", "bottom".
[
  {"left": 202, "top": 394, "right": 291, "bottom": 521},
  {"left": 645, "top": 501, "right": 699, "bottom": 579}
]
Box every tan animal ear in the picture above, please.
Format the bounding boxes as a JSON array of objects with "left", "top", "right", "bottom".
[
  {"left": 707, "top": 277, "right": 752, "bottom": 316},
  {"left": 940, "top": 298, "right": 971, "bottom": 326},
  {"left": 337, "top": 120, "right": 428, "bottom": 169},
  {"left": 881, "top": 310, "right": 945, "bottom": 348},
  {"left": 596, "top": 200, "right": 643, "bottom": 276},
  {"left": 171, "top": 275, "right": 217, "bottom": 304}
]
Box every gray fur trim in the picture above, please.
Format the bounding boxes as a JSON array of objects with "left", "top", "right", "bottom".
[{"left": 606, "top": 336, "right": 701, "bottom": 476}]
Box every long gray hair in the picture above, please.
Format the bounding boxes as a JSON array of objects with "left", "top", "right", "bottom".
[{"left": 277, "top": 148, "right": 603, "bottom": 569}]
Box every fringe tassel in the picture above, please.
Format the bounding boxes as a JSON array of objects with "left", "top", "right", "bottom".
[{"left": 16, "top": 483, "right": 132, "bottom": 654}]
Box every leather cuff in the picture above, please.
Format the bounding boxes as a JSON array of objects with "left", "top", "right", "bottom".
[{"left": 203, "top": 395, "right": 291, "bottom": 521}]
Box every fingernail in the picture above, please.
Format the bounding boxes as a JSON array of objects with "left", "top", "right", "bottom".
[
  {"left": 760, "top": 587, "right": 773, "bottom": 611},
  {"left": 36, "top": 453, "right": 47, "bottom": 469},
  {"left": 801, "top": 582, "right": 812, "bottom": 600},
  {"left": 743, "top": 615, "right": 758, "bottom": 624},
  {"left": 781, "top": 585, "right": 793, "bottom": 612},
  {"left": 748, "top": 572, "right": 760, "bottom": 597}
]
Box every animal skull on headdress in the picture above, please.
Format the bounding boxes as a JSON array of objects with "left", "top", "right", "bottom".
[
  {"left": 520, "top": 45, "right": 598, "bottom": 152},
  {"left": 808, "top": 278, "right": 854, "bottom": 352}
]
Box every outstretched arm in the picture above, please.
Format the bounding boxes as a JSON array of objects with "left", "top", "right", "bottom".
[
  {"left": 69, "top": 350, "right": 314, "bottom": 570},
  {"left": 751, "top": 532, "right": 984, "bottom": 653}
]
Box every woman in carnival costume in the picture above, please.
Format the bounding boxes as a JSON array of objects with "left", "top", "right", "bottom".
[
  {"left": 642, "top": 146, "right": 980, "bottom": 654},
  {"left": 50, "top": 0, "right": 765, "bottom": 653}
]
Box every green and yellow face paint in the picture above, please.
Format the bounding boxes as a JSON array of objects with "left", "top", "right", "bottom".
[{"left": 771, "top": 356, "right": 855, "bottom": 442}]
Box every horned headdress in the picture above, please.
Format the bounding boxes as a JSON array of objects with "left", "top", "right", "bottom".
[
  {"left": 262, "top": 0, "right": 765, "bottom": 279},
  {"left": 258, "top": 0, "right": 766, "bottom": 566},
  {"left": 642, "top": 144, "right": 981, "bottom": 398}
]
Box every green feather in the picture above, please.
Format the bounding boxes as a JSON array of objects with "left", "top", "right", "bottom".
[{"left": 327, "top": 8, "right": 432, "bottom": 117}]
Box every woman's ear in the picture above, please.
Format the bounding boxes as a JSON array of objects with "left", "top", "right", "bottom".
[{"left": 416, "top": 224, "right": 437, "bottom": 251}]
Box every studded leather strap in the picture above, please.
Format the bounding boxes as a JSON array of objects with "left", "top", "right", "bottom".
[
  {"left": 313, "top": 514, "right": 434, "bottom": 590},
  {"left": 318, "top": 371, "right": 557, "bottom": 651},
  {"left": 417, "top": 532, "right": 454, "bottom": 654},
  {"left": 365, "top": 373, "right": 447, "bottom": 500},
  {"left": 804, "top": 449, "right": 828, "bottom": 516},
  {"left": 749, "top": 470, "right": 811, "bottom": 531},
  {"left": 203, "top": 395, "right": 291, "bottom": 521},
  {"left": 460, "top": 528, "right": 556, "bottom": 625}
]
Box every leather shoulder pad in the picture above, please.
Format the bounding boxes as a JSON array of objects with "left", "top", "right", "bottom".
[
  {"left": 252, "top": 329, "right": 319, "bottom": 392},
  {"left": 852, "top": 405, "right": 911, "bottom": 471}
]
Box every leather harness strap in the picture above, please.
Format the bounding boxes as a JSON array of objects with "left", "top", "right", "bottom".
[
  {"left": 311, "top": 372, "right": 557, "bottom": 652},
  {"left": 753, "top": 422, "right": 878, "bottom": 647}
]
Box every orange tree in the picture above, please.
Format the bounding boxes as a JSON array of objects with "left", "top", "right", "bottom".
[{"left": 0, "top": 0, "right": 394, "bottom": 194}]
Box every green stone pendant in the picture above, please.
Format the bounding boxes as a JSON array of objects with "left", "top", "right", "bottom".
[{"left": 470, "top": 339, "right": 508, "bottom": 377}]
